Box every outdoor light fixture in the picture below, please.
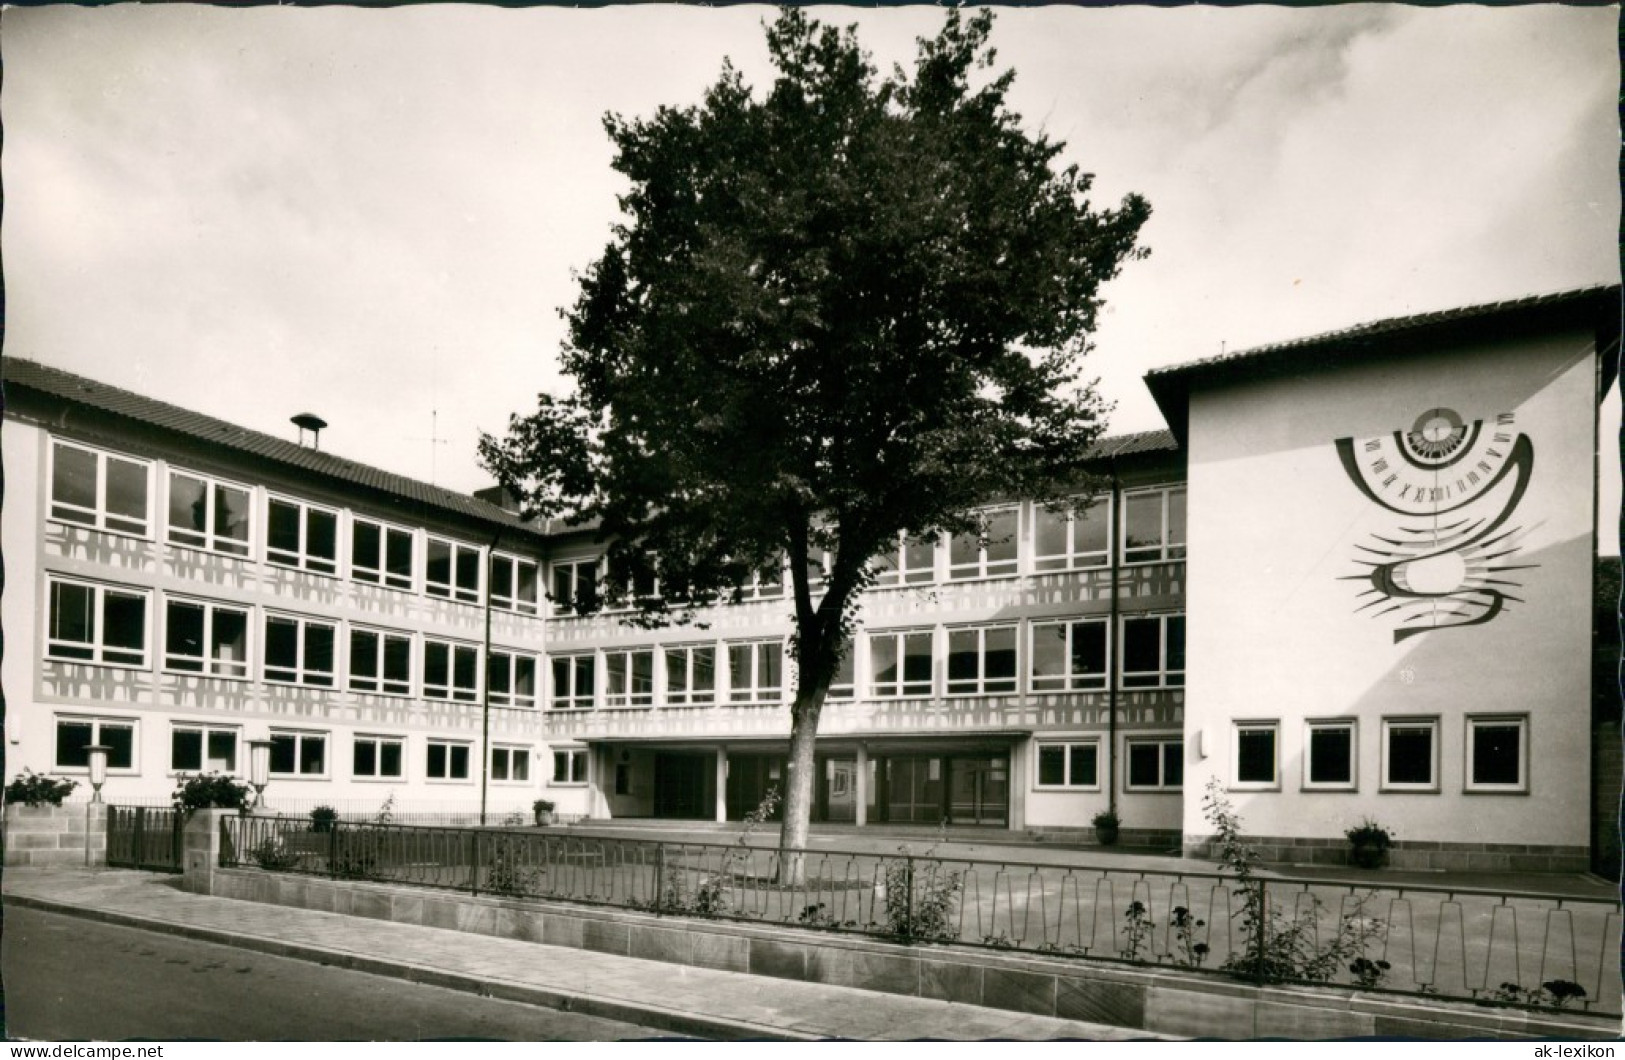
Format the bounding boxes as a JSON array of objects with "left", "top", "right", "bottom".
[
  {"left": 248, "top": 739, "right": 273, "bottom": 809},
  {"left": 85, "top": 744, "right": 111, "bottom": 803}
]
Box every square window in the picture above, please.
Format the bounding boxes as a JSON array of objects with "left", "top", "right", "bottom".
[
  {"left": 426, "top": 741, "right": 471, "bottom": 781},
  {"left": 167, "top": 470, "right": 251, "bottom": 556},
  {"left": 1035, "top": 741, "right": 1099, "bottom": 789},
  {"left": 874, "top": 533, "right": 935, "bottom": 587},
  {"left": 165, "top": 599, "right": 250, "bottom": 678},
  {"left": 56, "top": 717, "right": 136, "bottom": 771},
  {"left": 1382, "top": 719, "right": 1438, "bottom": 791},
  {"left": 552, "top": 748, "right": 588, "bottom": 785},
  {"left": 1234, "top": 723, "right": 1278, "bottom": 787},
  {"left": 1305, "top": 721, "right": 1356, "bottom": 789},
  {"left": 664, "top": 644, "right": 716, "bottom": 706},
  {"left": 49, "top": 440, "right": 153, "bottom": 537},
  {"left": 946, "top": 625, "right": 1018, "bottom": 695},
  {"left": 426, "top": 538, "right": 482, "bottom": 603},
  {"left": 264, "top": 614, "right": 336, "bottom": 687},
  {"left": 353, "top": 736, "right": 405, "bottom": 779},
  {"left": 47, "top": 578, "right": 150, "bottom": 668},
  {"left": 728, "top": 641, "right": 783, "bottom": 704},
  {"left": 1031, "top": 620, "right": 1107, "bottom": 692},
  {"left": 1122, "top": 486, "right": 1186, "bottom": 564},
  {"left": 870, "top": 631, "right": 933, "bottom": 697},
  {"left": 948, "top": 508, "right": 1019, "bottom": 580},
  {"left": 604, "top": 649, "right": 655, "bottom": 708},
  {"left": 492, "top": 746, "right": 531, "bottom": 784},
  {"left": 352, "top": 519, "right": 415, "bottom": 591},
  {"left": 423, "top": 639, "right": 480, "bottom": 701},
  {"left": 1125, "top": 737, "right": 1182, "bottom": 791},
  {"left": 269, "top": 731, "right": 326, "bottom": 777},
  {"left": 266, "top": 498, "right": 338, "bottom": 575},
  {"left": 171, "top": 725, "right": 239, "bottom": 773},
  {"left": 550, "top": 654, "right": 596, "bottom": 709},
  {"left": 1467, "top": 716, "right": 1527, "bottom": 792},
  {"left": 1121, "top": 613, "right": 1184, "bottom": 688}
]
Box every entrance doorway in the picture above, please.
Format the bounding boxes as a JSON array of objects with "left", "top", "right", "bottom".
[
  {"left": 870, "top": 751, "right": 1010, "bottom": 825},
  {"left": 653, "top": 752, "right": 714, "bottom": 819},
  {"left": 725, "top": 753, "right": 785, "bottom": 820},
  {"left": 886, "top": 756, "right": 946, "bottom": 824},
  {"left": 948, "top": 756, "right": 1009, "bottom": 825}
]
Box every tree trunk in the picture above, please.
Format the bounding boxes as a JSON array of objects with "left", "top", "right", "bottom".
[{"left": 778, "top": 695, "right": 821, "bottom": 885}]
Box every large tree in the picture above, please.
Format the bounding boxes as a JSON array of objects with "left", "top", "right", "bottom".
[{"left": 481, "top": 7, "right": 1150, "bottom": 872}]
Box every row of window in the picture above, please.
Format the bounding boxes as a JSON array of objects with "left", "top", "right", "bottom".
[
  {"left": 47, "top": 438, "right": 542, "bottom": 613},
  {"left": 1228, "top": 715, "right": 1529, "bottom": 794},
  {"left": 46, "top": 577, "right": 538, "bottom": 705},
  {"left": 54, "top": 716, "right": 589, "bottom": 785},
  {"left": 1036, "top": 736, "right": 1185, "bottom": 792}
]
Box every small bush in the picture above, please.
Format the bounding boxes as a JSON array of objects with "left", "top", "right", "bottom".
[
  {"left": 172, "top": 772, "right": 252, "bottom": 814},
  {"left": 483, "top": 836, "right": 540, "bottom": 897},
  {"left": 251, "top": 835, "right": 300, "bottom": 871},
  {"left": 5, "top": 770, "right": 78, "bottom": 807},
  {"left": 533, "top": 799, "right": 556, "bottom": 826},
  {"left": 309, "top": 805, "right": 339, "bottom": 833}
]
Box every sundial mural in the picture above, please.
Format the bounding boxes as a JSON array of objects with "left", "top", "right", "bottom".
[{"left": 1335, "top": 407, "right": 1536, "bottom": 642}]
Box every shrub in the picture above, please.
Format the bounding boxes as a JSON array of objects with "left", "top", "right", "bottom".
[
  {"left": 5, "top": 770, "right": 78, "bottom": 807},
  {"left": 483, "top": 835, "right": 540, "bottom": 896},
  {"left": 1345, "top": 817, "right": 1393, "bottom": 869},
  {"left": 251, "top": 835, "right": 300, "bottom": 871},
  {"left": 172, "top": 772, "right": 252, "bottom": 814},
  {"left": 309, "top": 805, "right": 339, "bottom": 833},
  {"left": 878, "top": 857, "right": 963, "bottom": 942}
]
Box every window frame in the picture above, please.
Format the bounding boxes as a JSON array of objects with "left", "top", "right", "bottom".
[
  {"left": 265, "top": 495, "right": 340, "bottom": 576},
  {"left": 1380, "top": 716, "right": 1441, "bottom": 793},
  {"left": 1303, "top": 719, "right": 1358, "bottom": 791},
  {"left": 1465, "top": 714, "right": 1529, "bottom": 794},
  {"left": 1124, "top": 735, "right": 1184, "bottom": 792},
  {"left": 490, "top": 552, "right": 541, "bottom": 615},
  {"left": 422, "top": 637, "right": 481, "bottom": 702},
  {"left": 48, "top": 438, "right": 154, "bottom": 538},
  {"left": 549, "top": 653, "right": 596, "bottom": 710},
  {"left": 868, "top": 629, "right": 934, "bottom": 698},
  {"left": 55, "top": 715, "right": 138, "bottom": 774},
  {"left": 350, "top": 517, "right": 416, "bottom": 592},
  {"left": 552, "top": 747, "right": 589, "bottom": 786},
  {"left": 664, "top": 643, "right": 717, "bottom": 707},
  {"left": 1029, "top": 618, "right": 1109, "bottom": 693},
  {"left": 163, "top": 596, "right": 251, "bottom": 679},
  {"left": 1231, "top": 721, "right": 1281, "bottom": 791},
  {"left": 1033, "top": 739, "right": 1102, "bottom": 791},
  {"left": 603, "top": 647, "right": 656, "bottom": 708},
  {"left": 268, "top": 729, "right": 329, "bottom": 779},
  {"left": 348, "top": 626, "right": 414, "bottom": 697},
  {"left": 488, "top": 649, "right": 539, "bottom": 709},
  {"left": 1120, "top": 485, "right": 1187, "bottom": 565},
  {"left": 262, "top": 612, "right": 338, "bottom": 688},
  {"left": 945, "top": 624, "right": 1019, "bottom": 696},
  {"left": 491, "top": 744, "right": 532, "bottom": 785},
  {"left": 727, "top": 640, "right": 784, "bottom": 704},
  {"left": 1119, "top": 612, "right": 1186, "bottom": 689},
  {"left": 351, "top": 734, "right": 406, "bottom": 781},
  {"left": 1032, "top": 495, "right": 1112, "bottom": 572},
  {"left": 46, "top": 576, "right": 152, "bottom": 670},
  {"left": 169, "top": 722, "right": 240, "bottom": 775},
  {"left": 424, "top": 739, "right": 473, "bottom": 783},
  {"left": 947, "top": 507, "right": 1020, "bottom": 581},
  {"left": 425, "top": 536, "right": 484, "bottom": 604},
  {"left": 873, "top": 533, "right": 936, "bottom": 587},
  {"left": 165, "top": 467, "right": 253, "bottom": 557},
  {"left": 549, "top": 558, "right": 600, "bottom": 615}
]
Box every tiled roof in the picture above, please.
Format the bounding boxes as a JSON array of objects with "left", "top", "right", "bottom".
[
  {"left": 1084, "top": 428, "right": 1178, "bottom": 460},
  {"left": 2, "top": 356, "right": 545, "bottom": 539}
]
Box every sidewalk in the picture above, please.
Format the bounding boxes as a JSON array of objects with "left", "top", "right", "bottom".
[{"left": 2, "top": 867, "right": 1167, "bottom": 1041}]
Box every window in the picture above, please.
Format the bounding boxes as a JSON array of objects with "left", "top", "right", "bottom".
[
  {"left": 732, "top": 559, "right": 784, "bottom": 601},
  {"left": 491, "top": 554, "right": 540, "bottom": 615},
  {"left": 1122, "top": 486, "right": 1186, "bottom": 564},
  {"left": 553, "top": 748, "right": 589, "bottom": 785},
  {"left": 1466, "top": 716, "right": 1527, "bottom": 793},
  {"left": 47, "top": 578, "right": 149, "bottom": 667},
  {"left": 266, "top": 497, "right": 338, "bottom": 575},
  {"left": 1382, "top": 718, "right": 1438, "bottom": 791},
  {"left": 56, "top": 717, "right": 135, "bottom": 771},
  {"left": 170, "top": 724, "right": 238, "bottom": 773},
  {"left": 488, "top": 650, "right": 538, "bottom": 708},
  {"left": 492, "top": 745, "right": 531, "bottom": 783},
  {"left": 664, "top": 644, "right": 716, "bottom": 706},
  {"left": 167, "top": 470, "right": 250, "bottom": 556},
  {"left": 1233, "top": 722, "right": 1279, "bottom": 789},
  {"left": 349, "top": 628, "right": 412, "bottom": 696},
  {"left": 426, "top": 740, "right": 471, "bottom": 781},
  {"left": 426, "top": 537, "right": 482, "bottom": 604},
  {"left": 870, "top": 630, "right": 933, "bottom": 697},
  {"left": 728, "top": 641, "right": 783, "bottom": 703},
  {"left": 874, "top": 534, "right": 935, "bottom": 587},
  {"left": 1125, "top": 737, "right": 1183, "bottom": 791},
  {"left": 948, "top": 508, "right": 1019, "bottom": 580},
  {"left": 352, "top": 735, "right": 405, "bottom": 779},
  {"left": 49, "top": 440, "right": 151, "bottom": 536},
  {"left": 1030, "top": 620, "right": 1107, "bottom": 692},
  {"left": 550, "top": 559, "right": 599, "bottom": 614},
  {"left": 827, "top": 643, "right": 856, "bottom": 701},
  {"left": 1121, "top": 613, "right": 1185, "bottom": 688},
  {"left": 947, "top": 625, "right": 1017, "bottom": 694},
  {"left": 1035, "top": 741, "right": 1100, "bottom": 789},
  {"left": 269, "top": 731, "right": 327, "bottom": 776},
  {"left": 164, "top": 599, "right": 249, "bottom": 678},
  {"left": 604, "top": 648, "right": 655, "bottom": 708},
  {"left": 264, "top": 614, "right": 336, "bottom": 686},
  {"left": 550, "top": 654, "right": 595, "bottom": 710},
  {"left": 1034, "top": 497, "right": 1110, "bottom": 571},
  {"left": 1304, "top": 720, "right": 1357, "bottom": 790},
  {"left": 423, "top": 639, "right": 479, "bottom": 702},
  {"left": 351, "top": 519, "right": 414, "bottom": 591}
]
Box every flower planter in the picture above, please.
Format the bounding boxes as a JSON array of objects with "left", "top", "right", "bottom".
[{"left": 1350, "top": 842, "right": 1387, "bottom": 869}]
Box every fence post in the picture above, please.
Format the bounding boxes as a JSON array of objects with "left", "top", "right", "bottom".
[
  {"left": 471, "top": 830, "right": 482, "bottom": 898},
  {"left": 654, "top": 844, "right": 666, "bottom": 912},
  {"left": 904, "top": 855, "right": 915, "bottom": 944},
  {"left": 1254, "top": 878, "right": 1268, "bottom": 984},
  {"left": 329, "top": 820, "right": 340, "bottom": 880},
  {"left": 133, "top": 808, "right": 146, "bottom": 869}
]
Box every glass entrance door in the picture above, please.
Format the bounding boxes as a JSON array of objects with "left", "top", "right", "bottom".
[
  {"left": 947, "top": 756, "right": 1009, "bottom": 825},
  {"left": 886, "top": 756, "right": 944, "bottom": 823}
]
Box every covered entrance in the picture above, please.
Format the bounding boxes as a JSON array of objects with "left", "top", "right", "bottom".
[
  {"left": 652, "top": 752, "right": 715, "bottom": 819},
  {"left": 869, "top": 749, "right": 1010, "bottom": 826}
]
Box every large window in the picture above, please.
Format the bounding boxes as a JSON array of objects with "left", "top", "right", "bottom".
[
  {"left": 948, "top": 508, "right": 1019, "bottom": 580},
  {"left": 1035, "top": 741, "right": 1100, "bottom": 790},
  {"left": 1382, "top": 718, "right": 1438, "bottom": 792},
  {"left": 266, "top": 497, "right": 338, "bottom": 575},
  {"left": 492, "top": 745, "right": 531, "bottom": 783},
  {"left": 426, "top": 537, "right": 482, "bottom": 604},
  {"left": 1121, "top": 614, "right": 1185, "bottom": 688},
  {"left": 1125, "top": 737, "right": 1183, "bottom": 791},
  {"left": 171, "top": 724, "right": 238, "bottom": 774},
  {"left": 604, "top": 648, "right": 655, "bottom": 708},
  {"left": 1466, "top": 715, "right": 1527, "bottom": 793},
  {"left": 491, "top": 554, "right": 540, "bottom": 615},
  {"left": 164, "top": 599, "right": 249, "bottom": 678},
  {"left": 827, "top": 643, "right": 856, "bottom": 700},
  {"left": 550, "top": 654, "right": 595, "bottom": 710},
  {"left": 1233, "top": 722, "right": 1279, "bottom": 789},
  {"left": 49, "top": 440, "right": 151, "bottom": 536},
  {"left": 946, "top": 625, "right": 1018, "bottom": 695},
  {"left": 550, "top": 559, "right": 599, "bottom": 614},
  {"left": 426, "top": 740, "right": 472, "bottom": 781},
  {"left": 263, "top": 614, "right": 337, "bottom": 687},
  {"left": 167, "top": 470, "right": 251, "bottom": 556},
  {"left": 1122, "top": 486, "right": 1186, "bottom": 564},
  {"left": 352, "top": 735, "right": 405, "bottom": 779},
  {"left": 349, "top": 628, "right": 412, "bottom": 696},
  {"left": 488, "top": 650, "right": 538, "bottom": 709},
  {"left": 874, "top": 534, "right": 935, "bottom": 587},
  {"left": 728, "top": 641, "right": 783, "bottom": 704},
  {"left": 664, "top": 645, "right": 716, "bottom": 706},
  {"left": 351, "top": 519, "right": 414, "bottom": 591},
  {"left": 269, "top": 730, "right": 327, "bottom": 777},
  {"left": 870, "top": 630, "right": 933, "bottom": 697},
  {"left": 47, "top": 578, "right": 149, "bottom": 667},
  {"left": 1304, "top": 720, "right": 1356, "bottom": 790},
  {"left": 1030, "top": 620, "right": 1107, "bottom": 692},
  {"left": 553, "top": 748, "right": 589, "bottom": 785},
  {"left": 423, "top": 639, "right": 479, "bottom": 702},
  {"left": 1033, "top": 497, "right": 1110, "bottom": 571},
  {"left": 56, "top": 717, "right": 136, "bottom": 771}
]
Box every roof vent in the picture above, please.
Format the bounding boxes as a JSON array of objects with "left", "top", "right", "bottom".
[{"left": 291, "top": 412, "right": 328, "bottom": 450}]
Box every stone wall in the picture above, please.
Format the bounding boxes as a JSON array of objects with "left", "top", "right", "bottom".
[{"left": 2, "top": 803, "right": 106, "bottom": 867}]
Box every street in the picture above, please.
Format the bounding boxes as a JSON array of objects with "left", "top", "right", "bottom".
[{"left": 1, "top": 907, "right": 667, "bottom": 1041}]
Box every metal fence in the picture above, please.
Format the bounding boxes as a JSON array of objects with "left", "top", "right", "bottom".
[
  {"left": 220, "top": 816, "right": 1622, "bottom": 1018},
  {"left": 107, "top": 805, "right": 183, "bottom": 873}
]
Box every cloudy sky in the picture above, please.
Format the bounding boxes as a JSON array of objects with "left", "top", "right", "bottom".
[{"left": 6, "top": 4, "right": 1619, "bottom": 523}]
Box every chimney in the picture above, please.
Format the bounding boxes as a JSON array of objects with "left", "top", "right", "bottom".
[
  {"left": 291, "top": 412, "right": 328, "bottom": 450},
  {"left": 475, "top": 484, "right": 521, "bottom": 513}
]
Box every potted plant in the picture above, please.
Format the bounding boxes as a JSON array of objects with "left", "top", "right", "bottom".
[
  {"left": 1345, "top": 817, "right": 1393, "bottom": 869},
  {"left": 533, "top": 798, "right": 556, "bottom": 827},
  {"left": 1092, "top": 808, "right": 1120, "bottom": 847}
]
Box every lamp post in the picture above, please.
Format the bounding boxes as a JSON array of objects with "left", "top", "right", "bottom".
[
  {"left": 248, "top": 740, "right": 273, "bottom": 811},
  {"left": 85, "top": 745, "right": 111, "bottom": 803}
]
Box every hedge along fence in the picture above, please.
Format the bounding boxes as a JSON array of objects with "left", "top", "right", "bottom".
[{"left": 220, "top": 814, "right": 1621, "bottom": 1018}]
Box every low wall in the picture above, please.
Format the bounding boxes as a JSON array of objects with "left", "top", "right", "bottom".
[
  {"left": 1181, "top": 834, "right": 1590, "bottom": 873},
  {"left": 3, "top": 803, "right": 106, "bottom": 867}
]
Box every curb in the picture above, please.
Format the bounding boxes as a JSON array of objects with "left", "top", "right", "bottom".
[{"left": 4, "top": 891, "right": 815, "bottom": 1041}]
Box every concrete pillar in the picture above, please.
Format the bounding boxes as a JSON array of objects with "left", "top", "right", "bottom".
[
  {"left": 854, "top": 744, "right": 868, "bottom": 827},
  {"left": 715, "top": 746, "right": 728, "bottom": 823},
  {"left": 84, "top": 803, "right": 107, "bottom": 866},
  {"left": 180, "top": 808, "right": 236, "bottom": 895}
]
